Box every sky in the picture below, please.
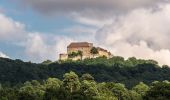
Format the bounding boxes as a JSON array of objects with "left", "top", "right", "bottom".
[{"left": 0, "top": 0, "right": 170, "bottom": 66}]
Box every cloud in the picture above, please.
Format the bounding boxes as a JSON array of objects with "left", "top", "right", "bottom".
[
  {"left": 1, "top": 2, "right": 170, "bottom": 66},
  {"left": 25, "top": 33, "right": 74, "bottom": 62},
  {"left": 0, "top": 12, "right": 94, "bottom": 62},
  {"left": 62, "top": 26, "right": 97, "bottom": 42},
  {"left": 0, "top": 52, "right": 9, "bottom": 58},
  {"left": 63, "top": 26, "right": 96, "bottom": 35},
  {"left": 95, "top": 3, "right": 170, "bottom": 66},
  {"left": 107, "top": 41, "right": 170, "bottom": 66},
  {"left": 16, "top": 0, "right": 169, "bottom": 18},
  {"left": 0, "top": 13, "right": 26, "bottom": 41},
  {"left": 73, "top": 16, "right": 114, "bottom": 27}
]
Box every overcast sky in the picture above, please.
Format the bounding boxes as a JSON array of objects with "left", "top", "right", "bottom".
[{"left": 0, "top": 0, "right": 170, "bottom": 66}]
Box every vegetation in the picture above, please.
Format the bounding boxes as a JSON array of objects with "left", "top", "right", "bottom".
[
  {"left": 0, "top": 56, "right": 170, "bottom": 99},
  {"left": 77, "top": 50, "right": 83, "bottom": 60},
  {"left": 68, "top": 50, "right": 83, "bottom": 60},
  {"left": 68, "top": 52, "right": 79, "bottom": 58},
  {"left": 42, "top": 60, "right": 53, "bottom": 65},
  {"left": 0, "top": 71, "right": 170, "bottom": 100},
  {"left": 0, "top": 57, "right": 170, "bottom": 88},
  {"left": 90, "top": 47, "right": 99, "bottom": 57}
]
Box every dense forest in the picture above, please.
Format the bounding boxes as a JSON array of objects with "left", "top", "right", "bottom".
[
  {"left": 0, "top": 56, "right": 170, "bottom": 100},
  {"left": 0, "top": 71, "right": 170, "bottom": 100}
]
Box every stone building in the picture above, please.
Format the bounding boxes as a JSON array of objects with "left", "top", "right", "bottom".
[
  {"left": 59, "top": 42, "right": 112, "bottom": 61},
  {"left": 97, "top": 47, "right": 112, "bottom": 58}
]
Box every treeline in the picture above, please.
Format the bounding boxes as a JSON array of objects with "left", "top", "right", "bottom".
[
  {"left": 0, "top": 57, "right": 170, "bottom": 88},
  {"left": 0, "top": 71, "right": 170, "bottom": 100}
]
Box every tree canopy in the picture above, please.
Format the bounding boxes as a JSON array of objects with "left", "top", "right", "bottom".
[
  {"left": 0, "top": 71, "right": 170, "bottom": 100},
  {"left": 0, "top": 57, "right": 170, "bottom": 88}
]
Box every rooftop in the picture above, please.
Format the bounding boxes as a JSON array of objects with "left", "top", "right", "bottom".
[{"left": 67, "top": 42, "right": 93, "bottom": 48}]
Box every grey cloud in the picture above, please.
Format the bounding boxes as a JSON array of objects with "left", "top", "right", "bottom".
[
  {"left": 17, "top": 0, "right": 169, "bottom": 18},
  {"left": 95, "top": 3, "right": 170, "bottom": 65},
  {"left": 96, "top": 3, "right": 170, "bottom": 48}
]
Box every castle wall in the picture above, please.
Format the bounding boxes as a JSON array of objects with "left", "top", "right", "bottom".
[
  {"left": 98, "top": 50, "right": 110, "bottom": 58},
  {"left": 67, "top": 47, "right": 92, "bottom": 58},
  {"left": 59, "top": 54, "right": 68, "bottom": 61},
  {"left": 69, "top": 56, "right": 81, "bottom": 61}
]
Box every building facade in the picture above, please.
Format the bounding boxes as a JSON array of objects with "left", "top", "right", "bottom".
[{"left": 59, "top": 42, "right": 112, "bottom": 61}]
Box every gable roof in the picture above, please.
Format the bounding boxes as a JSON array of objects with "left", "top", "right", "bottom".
[{"left": 67, "top": 42, "right": 93, "bottom": 48}]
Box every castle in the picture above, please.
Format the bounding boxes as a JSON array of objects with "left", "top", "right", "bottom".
[{"left": 59, "top": 42, "right": 112, "bottom": 61}]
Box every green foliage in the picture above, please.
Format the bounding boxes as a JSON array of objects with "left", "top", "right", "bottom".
[
  {"left": 0, "top": 87, "right": 19, "bottom": 100},
  {"left": 68, "top": 51, "right": 83, "bottom": 60},
  {"left": 81, "top": 80, "right": 99, "bottom": 98},
  {"left": 44, "top": 78, "right": 62, "bottom": 89},
  {"left": 81, "top": 73, "right": 94, "bottom": 81},
  {"left": 144, "top": 81, "right": 170, "bottom": 100},
  {"left": 18, "top": 80, "right": 45, "bottom": 100},
  {"left": 90, "top": 47, "right": 99, "bottom": 56},
  {"left": 63, "top": 71, "right": 80, "bottom": 93},
  {"left": 68, "top": 52, "right": 79, "bottom": 58},
  {"left": 0, "top": 83, "right": 2, "bottom": 90},
  {"left": 0, "top": 57, "right": 170, "bottom": 100},
  {"left": 0, "top": 71, "right": 170, "bottom": 100},
  {"left": 105, "top": 82, "right": 131, "bottom": 100},
  {"left": 41, "top": 60, "right": 52, "bottom": 65},
  {"left": 0, "top": 57, "right": 170, "bottom": 89},
  {"left": 129, "top": 90, "right": 142, "bottom": 100},
  {"left": 97, "top": 82, "right": 117, "bottom": 100},
  {"left": 77, "top": 50, "right": 83, "bottom": 60},
  {"left": 43, "top": 78, "right": 62, "bottom": 100},
  {"left": 132, "top": 82, "right": 149, "bottom": 96}
]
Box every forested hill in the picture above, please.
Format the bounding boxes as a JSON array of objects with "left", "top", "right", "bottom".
[{"left": 0, "top": 56, "right": 170, "bottom": 88}]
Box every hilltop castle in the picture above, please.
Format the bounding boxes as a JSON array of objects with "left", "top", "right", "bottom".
[{"left": 59, "top": 42, "right": 112, "bottom": 61}]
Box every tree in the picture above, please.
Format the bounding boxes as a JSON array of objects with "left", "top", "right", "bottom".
[
  {"left": 0, "top": 87, "right": 18, "bottom": 100},
  {"left": 162, "top": 65, "right": 169, "bottom": 68},
  {"left": 42, "top": 60, "right": 52, "bottom": 65},
  {"left": 1, "top": 56, "right": 170, "bottom": 91},
  {"left": 125, "top": 57, "right": 138, "bottom": 67},
  {"left": 129, "top": 90, "right": 142, "bottom": 100},
  {"left": 43, "top": 78, "right": 62, "bottom": 100},
  {"left": 63, "top": 71, "right": 80, "bottom": 93},
  {"left": 80, "top": 80, "right": 99, "bottom": 99},
  {"left": 145, "top": 81, "right": 170, "bottom": 100},
  {"left": 77, "top": 50, "right": 83, "bottom": 60},
  {"left": 44, "top": 78, "right": 62, "bottom": 89},
  {"left": 0, "top": 84, "right": 2, "bottom": 90},
  {"left": 97, "top": 82, "right": 117, "bottom": 100},
  {"left": 90, "top": 47, "right": 98, "bottom": 58},
  {"left": 132, "top": 82, "right": 149, "bottom": 96},
  {"left": 109, "top": 56, "right": 125, "bottom": 66},
  {"left": 68, "top": 52, "right": 78, "bottom": 58},
  {"left": 105, "top": 82, "right": 131, "bottom": 100},
  {"left": 147, "top": 59, "right": 158, "bottom": 65},
  {"left": 81, "top": 73, "right": 94, "bottom": 81},
  {"left": 2, "top": 70, "right": 170, "bottom": 100},
  {"left": 18, "top": 81, "right": 45, "bottom": 100}
]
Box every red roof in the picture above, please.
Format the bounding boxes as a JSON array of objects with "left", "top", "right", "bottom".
[{"left": 67, "top": 42, "right": 93, "bottom": 48}]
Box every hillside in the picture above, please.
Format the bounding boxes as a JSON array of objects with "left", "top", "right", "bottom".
[{"left": 0, "top": 56, "right": 170, "bottom": 88}]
